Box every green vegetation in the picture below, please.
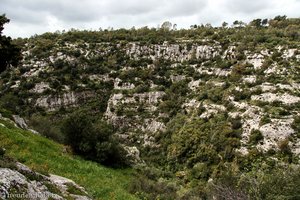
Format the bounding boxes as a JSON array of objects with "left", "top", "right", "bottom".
[
  {"left": 62, "top": 111, "right": 129, "bottom": 167},
  {"left": 0, "top": 119, "right": 137, "bottom": 200},
  {"left": 1, "top": 14, "right": 300, "bottom": 199},
  {"left": 249, "top": 129, "right": 264, "bottom": 144},
  {"left": 0, "top": 14, "right": 21, "bottom": 73}
]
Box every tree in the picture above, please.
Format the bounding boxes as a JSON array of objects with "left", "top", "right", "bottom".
[
  {"left": 222, "top": 22, "right": 228, "bottom": 28},
  {"left": 172, "top": 23, "right": 177, "bottom": 30},
  {"left": 233, "top": 20, "right": 245, "bottom": 28},
  {"left": 0, "top": 14, "right": 21, "bottom": 73},
  {"left": 61, "top": 112, "right": 129, "bottom": 167},
  {"left": 249, "top": 18, "right": 262, "bottom": 28},
  {"left": 161, "top": 21, "right": 172, "bottom": 30},
  {"left": 261, "top": 18, "right": 268, "bottom": 26}
]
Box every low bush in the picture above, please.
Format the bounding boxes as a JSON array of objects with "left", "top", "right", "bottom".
[{"left": 249, "top": 129, "right": 264, "bottom": 144}]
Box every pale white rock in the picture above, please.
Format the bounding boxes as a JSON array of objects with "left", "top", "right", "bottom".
[
  {"left": 246, "top": 53, "right": 264, "bottom": 69},
  {"left": 251, "top": 92, "right": 300, "bottom": 104},
  {"left": 124, "top": 146, "right": 141, "bottom": 163},
  {"left": 105, "top": 92, "right": 165, "bottom": 128},
  {"left": 260, "top": 49, "right": 271, "bottom": 56},
  {"left": 10, "top": 80, "right": 20, "bottom": 89},
  {"left": 35, "top": 91, "right": 94, "bottom": 111},
  {"left": 142, "top": 134, "right": 156, "bottom": 147},
  {"left": 260, "top": 82, "right": 276, "bottom": 92},
  {"left": 231, "top": 101, "right": 263, "bottom": 146},
  {"left": 214, "top": 68, "right": 231, "bottom": 76},
  {"left": 223, "top": 45, "right": 236, "bottom": 60},
  {"left": 276, "top": 83, "right": 293, "bottom": 91},
  {"left": 89, "top": 74, "right": 113, "bottom": 82},
  {"left": 291, "top": 83, "right": 300, "bottom": 90},
  {"left": 23, "top": 66, "right": 49, "bottom": 77},
  {"left": 49, "top": 174, "right": 91, "bottom": 200},
  {"left": 0, "top": 168, "right": 63, "bottom": 200},
  {"left": 133, "top": 91, "right": 165, "bottom": 104},
  {"left": 195, "top": 66, "right": 231, "bottom": 77},
  {"left": 126, "top": 42, "right": 221, "bottom": 62},
  {"left": 12, "top": 115, "right": 28, "bottom": 129},
  {"left": 188, "top": 80, "right": 201, "bottom": 91},
  {"left": 209, "top": 81, "right": 225, "bottom": 87},
  {"left": 170, "top": 75, "right": 186, "bottom": 83},
  {"left": 242, "top": 75, "right": 256, "bottom": 84},
  {"left": 142, "top": 119, "right": 166, "bottom": 133},
  {"left": 264, "top": 64, "right": 288, "bottom": 75},
  {"left": 234, "top": 86, "right": 243, "bottom": 92},
  {"left": 182, "top": 99, "right": 201, "bottom": 113},
  {"left": 282, "top": 49, "right": 297, "bottom": 59},
  {"left": 200, "top": 103, "right": 226, "bottom": 119},
  {"left": 258, "top": 118, "right": 294, "bottom": 151},
  {"left": 114, "top": 78, "right": 135, "bottom": 90},
  {"left": 30, "top": 82, "right": 51, "bottom": 94}
]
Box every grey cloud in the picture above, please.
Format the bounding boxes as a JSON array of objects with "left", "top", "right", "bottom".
[
  {"left": 222, "top": 0, "right": 274, "bottom": 14},
  {"left": 1, "top": 0, "right": 300, "bottom": 38},
  {"left": 159, "top": 0, "right": 207, "bottom": 17}
]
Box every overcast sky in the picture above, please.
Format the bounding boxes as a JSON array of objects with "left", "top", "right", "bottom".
[{"left": 2, "top": 0, "right": 300, "bottom": 38}]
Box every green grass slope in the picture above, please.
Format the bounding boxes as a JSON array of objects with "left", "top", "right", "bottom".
[{"left": 0, "top": 118, "right": 137, "bottom": 200}]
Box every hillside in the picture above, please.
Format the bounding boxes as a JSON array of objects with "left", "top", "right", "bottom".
[
  {"left": 0, "top": 116, "right": 136, "bottom": 200},
  {"left": 1, "top": 16, "right": 300, "bottom": 199}
]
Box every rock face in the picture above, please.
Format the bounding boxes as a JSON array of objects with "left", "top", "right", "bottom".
[
  {"left": 4, "top": 36, "right": 300, "bottom": 160},
  {"left": 246, "top": 53, "right": 264, "bottom": 69},
  {"left": 12, "top": 115, "right": 28, "bottom": 129},
  {"left": 35, "top": 91, "right": 95, "bottom": 111},
  {"left": 126, "top": 42, "right": 221, "bottom": 62},
  {"left": 251, "top": 92, "right": 300, "bottom": 104},
  {"left": 105, "top": 91, "right": 165, "bottom": 127},
  {"left": 105, "top": 91, "right": 166, "bottom": 147},
  {"left": 0, "top": 163, "right": 91, "bottom": 200},
  {"left": 114, "top": 78, "right": 135, "bottom": 90},
  {"left": 30, "top": 82, "right": 51, "bottom": 94},
  {"left": 258, "top": 118, "right": 295, "bottom": 151}
]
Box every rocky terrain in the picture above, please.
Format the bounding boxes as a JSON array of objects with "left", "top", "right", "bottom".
[
  {"left": 3, "top": 38, "right": 300, "bottom": 156},
  {"left": 0, "top": 163, "right": 91, "bottom": 200},
  {"left": 1, "top": 17, "right": 300, "bottom": 199}
]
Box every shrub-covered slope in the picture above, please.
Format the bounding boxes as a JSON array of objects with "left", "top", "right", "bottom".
[
  {"left": 0, "top": 117, "right": 137, "bottom": 200},
  {"left": 1, "top": 16, "right": 300, "bottom": 199}
]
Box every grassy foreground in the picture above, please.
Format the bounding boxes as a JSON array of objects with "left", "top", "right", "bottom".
[{"left": 0, "top": 118, "right": 137, "bottom": 200}]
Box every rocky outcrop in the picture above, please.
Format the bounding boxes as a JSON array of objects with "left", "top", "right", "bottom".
[
  {"left": 258, "top": 118, "right": 294, "bottom": 151},
  {"left": 126, "top": 42, "right": 221, "bottom": 62},
  {"left": 30, "top": 82, "right": 51, "bottom": 94},
  {"left": 251, "top": 92, "right": 300, "bottom": 104},
  {"left": 246, "top": 53, "right": 264, "bottom": 69},
  {"left": 124, "top": 146, "right": 141, "bottom": 164},
  {"left": 35, "top": 91, "right": 95, "bottom": 111},
  {"left": 0, "top": 163, "right": 91, "bottom": 200},
  {"left": 12, "top": 115, "right": 28, "bottom": 130},
  {"left": 114, "top": 78, "right": 135, "bottom": 90}
]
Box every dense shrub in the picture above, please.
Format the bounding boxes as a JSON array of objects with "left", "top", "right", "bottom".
[
  {"left": 61, "top": 112, "right": 128, "bottom": 167},
  {"left": 210, "top": 165, "right": 300, "bottom": 200},
  {"left": 129, "top": 167, "right": 178, "bottom": 200},
  {"left": 166, "top": 113, "right": 240, "bottom": 171}
]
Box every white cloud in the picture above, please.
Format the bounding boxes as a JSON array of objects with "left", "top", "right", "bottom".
[{"left": 2, "top": 0, "right": 300, "bottom": 38}]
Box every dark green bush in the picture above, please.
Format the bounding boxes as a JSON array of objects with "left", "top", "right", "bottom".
[
  {"left": 249, "top": 129, "right": 264, "bottom": 144},
  {"left": 61, "top": 112, "right": 128, "bottom": 167}
]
